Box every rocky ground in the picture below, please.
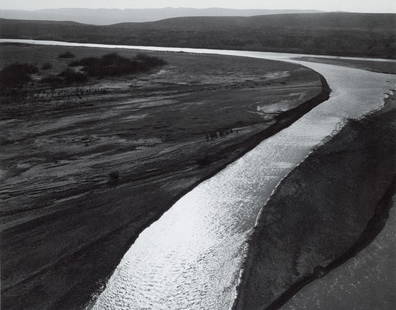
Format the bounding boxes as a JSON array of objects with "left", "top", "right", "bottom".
[{"left": 0, "top": 43, "right": 328, "bottom": 310}]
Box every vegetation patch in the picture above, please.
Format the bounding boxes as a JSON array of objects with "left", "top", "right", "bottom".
[
  {"left": 41, "top": 63, "right": 52, "bottom": 70},
  {"left": 0, "top": 63, "right": 38, "bottom": 88},
  {"left": 58, "top": 51, "right": 75, "bottom": 58},
  {"left": 0, "top": 51, "right": 167, "bottom": 88},
  {"left": 69, "top": 53, "right": 166, "bottom": 78},
  {"left": 58, "top": 68, "right": 88, "bottom": 84}
]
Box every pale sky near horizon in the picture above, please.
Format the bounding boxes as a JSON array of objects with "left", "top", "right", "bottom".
[{"left": 1, "top": 0, "right": 395, "bottom": 13}]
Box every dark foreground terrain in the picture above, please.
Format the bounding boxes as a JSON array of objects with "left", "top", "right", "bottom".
[
  {"left": 1, "top": 12, "right": 395, "bottom": 58},
  {"left": 283, "top": 189, "right": 396, "bottom": 310},
  {"left": 0, "top": 43, "right": 329, "bottom": 309}
]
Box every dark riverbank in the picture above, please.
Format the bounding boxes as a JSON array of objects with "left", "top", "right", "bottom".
[
  {"left": 297, "top": 56, "right": 396, "bottom": 75},
  {"left": 281, "top": 184, "right": 396, "bottom": 310},
  {"left": 0, "top": 45, "right": 329, "bottom": 310},
  {"left": 234, "top": 94, "right": 396, "bottom": 310}
]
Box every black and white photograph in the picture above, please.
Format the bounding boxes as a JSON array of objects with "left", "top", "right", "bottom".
[{"left": 0, "top": 1, "right": 395, "bottom": 309}]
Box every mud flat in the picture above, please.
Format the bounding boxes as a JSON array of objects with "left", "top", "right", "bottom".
[
  {"left": 234, "top": 94, "right": 396, "bottom": 310},
  {"left": 0, "top": 43, "right": 328, "bottom": 310}
]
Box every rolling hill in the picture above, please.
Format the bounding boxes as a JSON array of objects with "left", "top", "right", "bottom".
[
  {"left": 1, "top": 13, "right": 395, "bottom": 58},
  {"left": 0, "top": 8, "right": 321, "bottom": 24}
]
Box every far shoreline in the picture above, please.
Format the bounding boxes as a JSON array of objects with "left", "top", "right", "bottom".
[
  {"left": 233, "top": 93, "right": 396, "bottom": 310},
  {"left": 2, "top": 38, "right": 396, "bottom": 63}
]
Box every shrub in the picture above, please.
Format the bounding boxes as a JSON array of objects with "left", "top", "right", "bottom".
[
  {"left": 135, "top": 53, "right": 167, "bottom": 67},
  {"left": 68, "top": 53, "right": 166, "bottom": 78},
  {"left": 58, "top": 51, "right": 75, "bottom": 59},
  {"left": 41, "top": 75, "right": 63, "bottom": 86},
  {"left": 41, "top": 63, "right": 52, "bottom": 70},
  {"left": 0, "top": 63, "right": 38, "bottom": 88},
  {"left": 41, "top": 69, "right": 87, "bottom": 86},
  {"left": 58, "top": 69, "right": 88, "bottom": 84}
]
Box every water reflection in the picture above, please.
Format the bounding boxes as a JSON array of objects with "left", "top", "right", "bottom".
[{"left": 92, "top": 155, "right": 279, "bottom": 309}]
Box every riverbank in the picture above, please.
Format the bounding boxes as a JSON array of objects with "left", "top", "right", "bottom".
[
  {"left": 0, "top": 44, "right": 329, "bottom": 310},
  {"left": 234, "top": 93, "right": 396, "bottom": 310},
  {"left": 282, "top": 189, "right": 396, "bottom": 310},
  {"left": 297, "top": 56, "right": 396, "bottom": 74}
]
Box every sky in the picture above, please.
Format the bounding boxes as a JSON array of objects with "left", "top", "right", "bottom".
[{"left": 1, "top": 0, "right": 395, "bottom": 13}]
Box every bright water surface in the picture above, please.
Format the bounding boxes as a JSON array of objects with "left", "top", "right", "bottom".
[{"left": 2, "top": 39, "right": 395, "bottom": 310}]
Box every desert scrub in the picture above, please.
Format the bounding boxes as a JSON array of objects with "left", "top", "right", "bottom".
[
  {"left": 41, "top": 63, "right": 52, "bottom": 70},
  {"left": 69, "top": 52, "right": 166, "bottom": 78},
  {"left": 41, "top": 69, "right": 87, "bottom": 86},
  {"left": 0, "top": 63, "right": 38, "bottom": 88},
  {"left": 58, "top": 69, "right": 88, "bottom": 84},
  {"left": 58, "top": 51, "right": 75, "bottom": 58}
]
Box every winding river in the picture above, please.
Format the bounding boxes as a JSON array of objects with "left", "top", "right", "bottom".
[{"left": 2, "top": 39, "right": 395, "bottom": 310}]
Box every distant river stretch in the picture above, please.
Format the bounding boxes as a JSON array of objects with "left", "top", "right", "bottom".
[{"left": 2, "top": 39, "right": 395, "bottom": 310}]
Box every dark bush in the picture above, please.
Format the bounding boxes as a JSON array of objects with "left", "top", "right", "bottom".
[
  {"left": 69, "top": 57, "right": 97, "bottom": 67},
  {"left": 68, "top": 53, "right": 166, "bottom": 78},
  {"left": 0, "top": 63, "right": 38, "bottom": 88},
  {"left": 41, "top": 68, "right": 87, "bottom": 86},
  {"left": 58, "top": 51, "right": 75, "bottom": 58},
  {"left": 58, "top": 69, "right": 88, "bottom": 84},
  {"left": 41, "top": 75, "right": 64, "bottom": 86},
  {"left": 41, "top": 63, "right": 52, "bottom": 70},
  {"left": 135, "top": 53, "right": 167, "bottom": 67},
  {"left": 101, "top": 53, "right": 126, "bottom": 65}
]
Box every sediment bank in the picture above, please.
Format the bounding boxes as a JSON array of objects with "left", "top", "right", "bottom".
[{"left": 234, "top": 95, "right": 396, "bottom": 310}]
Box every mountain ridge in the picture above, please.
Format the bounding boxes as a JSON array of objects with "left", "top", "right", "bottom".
[{"left": 0, "top": 8, "right": 322, "bottom": 25}]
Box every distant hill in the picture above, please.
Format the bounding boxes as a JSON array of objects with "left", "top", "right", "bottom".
[
  {"left": 0, "top": 8, "right": 321, "bottom": 25},
  {"left": 1, "top": 13, "right": 395, "bottom": 59}
]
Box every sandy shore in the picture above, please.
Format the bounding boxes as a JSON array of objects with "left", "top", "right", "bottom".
[{"left": 0, "top": 44, "right": 329, "bottom": 309}]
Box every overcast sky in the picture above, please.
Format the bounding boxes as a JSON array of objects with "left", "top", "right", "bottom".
[{"left": 1, "top": 0, "right": 395, "bottom": 13}]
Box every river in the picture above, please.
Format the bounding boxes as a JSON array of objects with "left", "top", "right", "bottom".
[{"left": 1, "top": 39, "right": 395, "bottom": 310}]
